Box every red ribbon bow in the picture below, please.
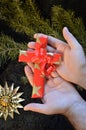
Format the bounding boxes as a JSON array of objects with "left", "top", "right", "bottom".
[{"left": 18, "top": 36, "right": 62, "bottom": 98}]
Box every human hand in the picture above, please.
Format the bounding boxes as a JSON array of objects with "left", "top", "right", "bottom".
[
  {"left": 24, "top": 65, "right": 83, "bottom": 115},
  {"left": 28, "top": 27, "right": 86, "bottom": 89}
]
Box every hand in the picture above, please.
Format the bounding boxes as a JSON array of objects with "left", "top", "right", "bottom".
[
  {"left": 24, "top": 65, "right": 83, "bottom": 115},
  {"left": 28, "top": 27, "right": 86, "bottom": 89}
]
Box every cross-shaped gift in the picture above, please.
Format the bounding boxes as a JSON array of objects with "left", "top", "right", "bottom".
[{"left": 18, "top": 35, "right": 62, "bottom": 98}]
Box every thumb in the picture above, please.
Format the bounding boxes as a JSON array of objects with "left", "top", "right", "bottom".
[
  {"left": 24, "top": 103, "right": 48, "bottom": 114},
  {"left": 24, "top": 65, "right": 33, "bottom": 86},
  {"left": 63, "top": 27, "right": 81, "bottom": 49}
]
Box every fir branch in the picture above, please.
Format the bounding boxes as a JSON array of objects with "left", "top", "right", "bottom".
[
  {"left": 20, "top": 0, "right": 61, "bottom": 38},
  {"left": 0, "top": 1, "right": 29, "bottom": 35},
  {"left": 0, "top": 0, "right": 61, "bottom": 39},
  {"left": 0, "top": 34, "right": 26, "bottom": 67},
  {"left": 51, "top": 6, "right": 86, "bottom": 52}
]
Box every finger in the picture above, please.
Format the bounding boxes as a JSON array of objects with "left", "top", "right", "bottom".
[
  {"left": 47, "top": 45, "right": 55, "bottom": 52},
  {"left": 24, "top": 65, "right": 34, "bottom": 86},
  {"left": 34, "top": 33, "right": 66, "bottom": 47},
  {"left": 63, "top": 27, "right": 82, "bottom": 49},
  {"left": 48, "top": 35, "right": 66, "bottom": 49},
  {"left": 34, "top": 33, "right": 45, "bottom": 39},
  {"left": 28, "top": 42, "right": 35, "bottom": 49},
  {"left": 34, "top": 33, "right": 67, "bottom": 53},
  {"left": 24, "top": 103, "right": 48, "bottom": 114},
  {"left": 27, "top": 62, "right": 34, "bottom": 72},
  {"left": 28, "top": 42, "right": 56, "bottom": 52},
  {"left": 51, "top": 71, "right": 58, "bottom": 78}
]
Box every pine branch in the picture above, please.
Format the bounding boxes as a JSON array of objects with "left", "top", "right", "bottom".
[
  {"left": 0, "top": 34, "right": 26, "bottom": 67},
  {"left": 0, "top": 1, "right": 33, "bottom": 36},
  {"left": 51, "top": 6, "right": 86, "bottom": 52},
  {"left": 0, "top": 0, "right": 61, "bottom": 39}
]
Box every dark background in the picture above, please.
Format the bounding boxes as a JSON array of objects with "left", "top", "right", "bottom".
[
  {"left": 0, "top": 0, "right": 86, "bottom": 130},
  {"left": 36, "top": 0, "right": 86, "bottom": 27}
]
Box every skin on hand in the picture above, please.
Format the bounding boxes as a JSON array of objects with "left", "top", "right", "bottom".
[
  {"left": 24, "top": 65, "right": 84, "bottom": 116},
  {"left": 24, "top": 30, "right": 86, "bottom": 129},
  {"left": 28, "top": 27, "right": 86, "bottom": 89}
]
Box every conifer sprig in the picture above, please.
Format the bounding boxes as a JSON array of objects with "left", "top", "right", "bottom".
[
  {"left": 51, "top": 6, "right": 86, "bottom": 52},
  {"left": 0, "top": 34, "right": 26, "bottom": 67}
]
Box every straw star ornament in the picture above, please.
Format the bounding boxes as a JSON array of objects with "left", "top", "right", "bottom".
[{"left": 0, "top": 82, "right": 24, "bottom": 120}]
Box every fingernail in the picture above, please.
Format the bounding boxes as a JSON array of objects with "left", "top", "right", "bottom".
[
  {"left": 25, "top": 65, "right": 30, "bottom": 72},
  {"left": 28, "top": 42, "right": 34, "bottom": 45},
  {"left": 64, "top": 27, "right": 69, "bottom": 32},
  {"left": 34, "top": 33, "right": 38, "bottom": 38},
  {"left": 24, "top": 105, "right": 29, "bottom": 110},
  {"left": 24, "top": 106, "right": 27, "bottom": 111}
]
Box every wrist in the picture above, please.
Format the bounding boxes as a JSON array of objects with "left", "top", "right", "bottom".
[
  {"left": 64, "top": 99, "right": 86, "bottom": 130},
  {"left": 65, "top": 99, "right": 86, "bottom": 117}
]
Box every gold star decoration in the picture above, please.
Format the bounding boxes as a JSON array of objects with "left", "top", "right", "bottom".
[
  {"left": 32, "top": 86, "right": 41, "bottom": 97},
  {"left": 19, "top": 50, "right": 27, "bottom": 56},
  {"left": 34, "top": 63, "right": 40, "bottom": 69},
  {"left": 0, "top": 82, "right": 24, "bottom": 120}
]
